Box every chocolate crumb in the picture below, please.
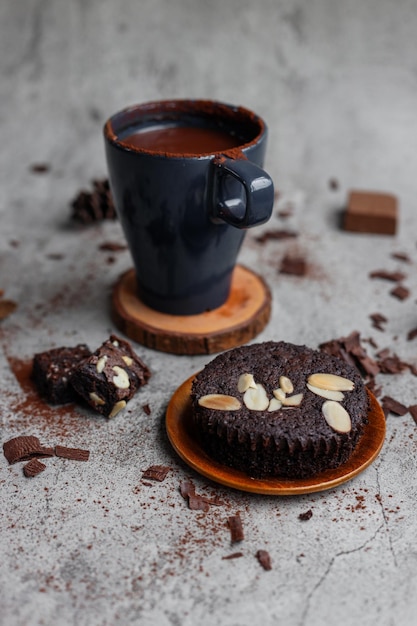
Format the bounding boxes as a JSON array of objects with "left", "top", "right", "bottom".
[
  {"left": 391, "top": 252, "right": 411, "bottom": 263},
  {"left": 256, "top": 549, "right": 272, "bottom": 571},
  {"left": 30, "top": 163, "right": 50, "bottom": 174},
  {"left": 222, "top": 552, "right": 244, "bottom": 560},
  {"left": 98, "top": 241, "right": 128, "bottom": 252},
  {"left": 228, "top": 514, "right": 244, "bottom": 543},
  {"left": 381, "top": 396, "right": 408, "bottom": 416},
  {"left": 370, "top": 312, "right": 388, "bottom": 331},
  {"left": 142, "top": 404, "right": 151, "bottom": 415},
  {"left": 390, "top": 285, "right": 410, "bottom": 301},
  {"left": 256, "top": 229, "right": 298, "bottom": 243},
  {"left": 299, "top": 509, "right": 313, "bottom": 521},
  {"left": 23, "top": 458, "right": 47, "bottom": 477},
  {"left": 55, "top": 445, "right": 90, "bottom": 462},
  {"left": 141, "top": 465, "right": 170, "bottom": 482},
  {"left": 407, "top": 328, "right": 417, "bottom": 341}
]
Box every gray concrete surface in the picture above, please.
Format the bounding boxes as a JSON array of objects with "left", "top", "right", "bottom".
[{"left": 2, "top": 0, "right": 417, "bottom": 624}]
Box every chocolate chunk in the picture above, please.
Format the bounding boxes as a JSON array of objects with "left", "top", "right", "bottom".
[
  {"left": 279, "top": 254, "right": 307, "bottom": 276},
  {"left": 343, "top": 190, "right": 398, "bottom": 235},
  {"left": 390, "top": 285, "right": 410, "bottom": 301},
  {"left": 3, "top": 436, "right": 54, "bottom": 465},
  {"left": 256, "top": 229, "right": 298, "bottom": 243},
  {"left": 141, "top": 465, "right": 170, "bottom": 482},
  {"left": 188, "top": 493, "right": 210, "bottom": 512},
  {"left": 71, "top": 178, "right": 116, "bottom": 223},
  {"left": 70, "top": 334, "right": 151, "bottom": 418},
  {"left": 381, "top": 396, "right": 408, "bottom": 416},
  {"left": 299, "top": 509, "right": 313, "bottom": 521},
  {"left": 55, "top": 445, "right": 90, "bottom": 461},
  {"left": 179, "top": 480, "right": 196, "bottom": 499},
  {"left": 23, "top": 458, "right": 47, "bottom": 477},
  {"left": 32, "top": 344, "right": 92, "bottom": 404},
  {"left": 228, "top": 514, "right": 244, "bottom": 543},
  {"left": 256, "top": 549, "right": 272, "bottom": 570}
]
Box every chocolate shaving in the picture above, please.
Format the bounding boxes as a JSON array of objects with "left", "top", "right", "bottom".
[
  {"left": 408, "top": 405, "right": 417, "bottom": 425},
  {"left": 390, "top": 285, "right": 410, "bottom": 301},
  {"left": 279, "top": 254, "right": 307, "bottom": 276},
  {"left": 228, "top": 514, "right": 244, "bottom": 543},
  {"left": 142, "top": 403, "right": 152, "bottom": 415},
  {"left": 369, "top": 270, "right": 406, "bottom": 282},
  {"left": 391, "top": 252, "right": 411, "bottom": 263},
  {"left": 256, "top": 229, "right": 298, "bottom": 243},
  {"left": 71, "top": 178, "right": 116, "bottom": 224},
  {"left": 23, "top": 458, "right": 47, "bottom": 477},
  {"left": 256, "top": 549, "right": 272, "bottom": 571},
  {"left": 0, "top": 299, "right": 17, "bottom": 321},
  {"left": 3, "top": 436, "right": 54, "bottom": 465},
  {"left": 141, "top": 465, "right": 170, "bottom": 482},
  {"left": 188, "top": 493, "right": 210, "bottom": 512},
  {"left": 179, "top": 480, "right": 196, "bottom": 499},
  {"left": 30, "top": 163, "right": 50, "bottom": 174},
  {"left": 299, "top": 509, "right": 313, "bottom": 521},
  {"left": 55, "top": 445, "right": 90, "bottom": 462},
  {"left": 381, "top": 396, "right": 408, "bottom": 416},
  {"left": 222, "top": 552, "right": 244, "bottom": 560},
  {"left": 407, "top": 328, "right": 417, "bottom": 341},
  {"left": 320, "top": 331, "right": 380, "bottom": 380},
  {"left": 370, "top": 312, "right": 387, "bottom": 331},
  {"left": 98, "top": 241, "right": 127, "bottom": 252}
]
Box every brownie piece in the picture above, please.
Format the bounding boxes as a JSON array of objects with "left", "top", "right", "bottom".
[
  {"left": 70, "top": 334, "right": 151, "bottom": 418},
  {"left": 32, "top": 344, "right": 92, "bottom": 404},
  {"left": 191, "top": 341, "right": 369, "bottom": 479},
  {"left": 343, "top": 190, "right": 397, "bottom": 235}
]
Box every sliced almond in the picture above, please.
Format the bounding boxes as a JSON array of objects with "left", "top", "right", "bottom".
[
  {"left": 112, "top": 365, "right": 130, "bottom": 389},
  {"left": 279, "top": 375, "right": 294, "bottom": 394},
  {"left": 273, "top": 388, "right": 286, "bottom": 401},
  {"left": 322, "top": 400, "right": 352, "bottom": 433},
  {"left": 198, "top": 394, "right": 241, "bottom": 411},
  {"left": 267, "top": 397, "right": 282, "bottom": 412},
  {"left": 281, "top": 393, "right": 304, "bottom": 407},
  {"left": 122, "top": 355, "right": 133, "bottom": 367},
  {"left": 307, "top": 373, "right": 354, "bottom": 392},
  {"left": 237, "top": 373, "right": 257, "bottom": 393},
  {"left": 243, "top": 384, "right": 269, "bottom": 411},
  {"left": 307, "top": 383, "right": 345, "bottom": 402},
  {"left": 89, "top": 392, "right": 105, "bottom": 406},
  {"left": 96, "top": 355, "right": 108, "bottom": 374},
  {"left": 108, "top": 400, "right": 127, "bottom": 418}
]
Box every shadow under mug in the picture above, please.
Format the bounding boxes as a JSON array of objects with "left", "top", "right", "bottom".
[{"left": 103, "top": 99, "right": 274, "bottom": 315}]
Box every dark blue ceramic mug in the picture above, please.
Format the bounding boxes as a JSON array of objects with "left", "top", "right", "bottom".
[{"left": 104, "top": 99, "right": 274, "bottom": 315}]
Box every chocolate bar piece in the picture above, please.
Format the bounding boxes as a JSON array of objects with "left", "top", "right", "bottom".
[
  {"left": 70, "top": 335, "right": 151, "bottom": 418},
  {"left": 23, "top": 458, "right": 47, "bottom": 477},
  {"left": 32, "top": 344, "right": 92, "bottom": 404},
  {"left": 55, "top": 445, "right": 90, "bottom": 461},
  {"left": 343, "top": 190, "right": 398, "bottom": 235},
  {"left": 3, "top": 435, "right": 54, "bottom": 465}
]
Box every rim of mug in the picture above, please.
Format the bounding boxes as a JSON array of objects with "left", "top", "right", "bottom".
[{"left": 103, "top": 99, "right": 266, "bottom": 159}]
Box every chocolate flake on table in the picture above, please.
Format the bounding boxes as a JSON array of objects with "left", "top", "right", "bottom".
[
  {"left": 0, "top": 299, "right": 17, "bottom": 321},
  {"left": 328, "top": 177, "right": 340, "bottom": 191},
  {"left": 3, "top": 436, "right": 54, "bottom": 465},
  {"left": 179, "top": 480, "right": 196, "bottom": 499},
  {"left": 407, "top": 327, "right": 417, "bottom": 341},
  {"left": 390, "top": 285, "right": 410, "bottom": 301},
  {"left": 369, "top": 270, "right": 406, "bottom": 282},
  {"left": 408, "top": 405, "right": 417, "bottom": 425},
  {"left": 70, "top": 178, "right": 116, "bottom": 224},
  {"left": 23, "top": 458, "right": 47, "bottom": 477},
  {"left": 222, "top": 552, "right": 244, "bottom": 560},
  {"left": 299, "top": 509, "right": 313, "bottom": 521},
  {"left": 98, "top": 241, "right": 128, "bottom": 252},
  {"left": 141, "top": 465, "right": 170, "bottom": 482},
  {"left": 376, "top": 350, "right": 408, "bottom": 375},
  {"left": 381, "top": 396, "right": 408, "bottom": 417},
  {"left": 279, "top": 254, "right": 307, "bottom": 276},
  {"left": 370, "top": 313, "right": 388, "bottom": 332},
  {"left": 32, "top": 344, "right": 92, "bottom": 405},
  {"left": 228, "top": 514, "right": 244, "bottom": 543},
  {"left": 391, "top": 252, "right": 411, "bottom": 263},
  {"left": 320, "top": 331, "right": 380, "bottom": 380},
  {"left": 188, "top": 493, "right": 210, "bottom": 512},
  {"left": 55, "top": 445, "right": 90, "bottom": 462},
  {"left": 256, "top": 549, "right": 272, "bottom": 571},
  {"left": 142, "top": 403, "right": 152, "bottom": 415},
  {"left": 30, "top": 163, "right": 50, "bottom": 174},
  {"left": 256, "top": 229, "right": 298, "bottom": 243}
]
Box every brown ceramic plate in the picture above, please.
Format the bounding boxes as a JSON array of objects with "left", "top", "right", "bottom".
[{"left": 166, "top": 374, "right": 386, "bottom": 495}]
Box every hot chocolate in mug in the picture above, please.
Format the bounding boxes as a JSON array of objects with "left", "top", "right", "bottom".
[{"left": 104, "top": 99, "right": 274, "bottom": 315}]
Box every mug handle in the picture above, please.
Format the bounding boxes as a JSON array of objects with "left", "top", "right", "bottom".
[{"left": 209, "top": 156, "right": 274, "bottom": 228}]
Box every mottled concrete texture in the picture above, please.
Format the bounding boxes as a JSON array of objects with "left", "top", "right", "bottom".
[{"left": 2, "top": 1, "right": 417, "bottom": 625}]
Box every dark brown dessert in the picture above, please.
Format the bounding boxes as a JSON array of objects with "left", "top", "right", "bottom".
[
  {"left": 70, "top": 334, "right": 151, "bottom": 418},
  {"left": 191, "top": 342, "right": 369, "bottom": 479},
  {"left": 32, "top": 344, "right": 92, "bottom": 404},
  {"left": 343, "top": 190, "right": 397, "bottom": 235}
]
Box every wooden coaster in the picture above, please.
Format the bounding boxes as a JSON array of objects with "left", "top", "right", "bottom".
[{"left": 111, "top": 265, "right": 272, "bottom": 355}]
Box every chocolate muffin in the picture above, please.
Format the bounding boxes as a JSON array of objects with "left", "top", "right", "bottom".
[{"left": 190, "top": 341, "right": 369, "bottom": 479}]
